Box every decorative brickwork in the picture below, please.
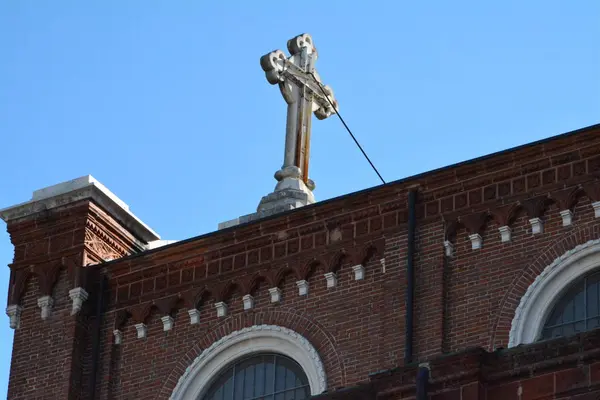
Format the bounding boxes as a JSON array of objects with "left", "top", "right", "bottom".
[{"left": 3, "top": 124, "right": 600, "bottom": 399}]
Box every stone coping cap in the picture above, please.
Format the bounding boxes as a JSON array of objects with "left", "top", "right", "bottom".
[{"left": 0, "top": 175, "right": 160, "bottom": 243}]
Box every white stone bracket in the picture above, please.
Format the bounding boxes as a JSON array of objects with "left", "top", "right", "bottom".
[
  {"left": 269, "top": 287, "right": 282, "bottom": 303},
  {"left": 469, "top": 234, "right": 483, "bottom": 250},
  {"left": 135, "top": 323, "right": 148, "bottom": 339},
  {"left": 560, "top": 209, "right": 574, "bottom": 226},
  {"left": 296, "top": 280, "right": 309, "bottom": 296},
  {"left": 69, "top": 287, "right": 89, "bottom": 316},
  {"left": 324, "top": 272, "right": 337, "bottom": 288},
  {"left": 498, "top": 226, "right": 512, "bottom": 243},
  {"left": 113, "top": 329, "right": 123, "bottom": 345},
  {"left": 243, "top": 294, "right": 255, "bottom": 310},
  {"left": 529, "top": 218, "right": 544, "bottom": 234},
  {"left": 215, "top": 302, "right": 228, "bottom": 318},
  {"left": 444, "top": 241, "right": 454, "bottom": 257},
  {"left": 351, "top": 264, "right": 365, "bottom": 280},
  {"left": 37, "top": 295, "right": 54, "bottom": 320},
  {"left": 593, "top": 202, "right": 600, "bottom": 218},
  {"left": 188, "top": 308, "right": 201, "bottom": 325},
  {"left": 161, "top": 315, "right": 174, "bottom": 331},
  {"left": 6, "top": 305, "right": 22, "bottom": 329}
]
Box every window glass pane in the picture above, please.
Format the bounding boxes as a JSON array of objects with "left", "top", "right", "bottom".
[
  {"left": 587, "top": 277, "right": 600, "bottom": 318},
  {"left": 541, "top": 270, "right": 600, "bottom": 342},
  {"left": 203, "top": 354, "right": 309, "bottom": 400}
]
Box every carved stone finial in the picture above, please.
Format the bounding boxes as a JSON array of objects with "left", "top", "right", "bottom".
[
  {"left": 6, "top": 305, "right": 22, "bottom": 329},
  {"left": 68, "top": 287, "right": 89, "bottom": 316},
  {"left": 37, "top": 296, "right": 54, "bottom": 320},
  {"left": 296, "top": 280, "right": 309, "bottom": 296},
  {"left": 351, "top": 265, "right": 365, "bottom": 280},
  {"left": 243, "top": 295, "right": 255, "bottom": 310},
  {"left": 324, "top": 272, "right": 337, "bottom": 288}
]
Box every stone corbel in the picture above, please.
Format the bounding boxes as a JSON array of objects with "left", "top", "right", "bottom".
[
  {"left": 188, "top": 308, "right": 200, "bottom": 324},
  {"left": 593, "top": 202, "right": 600, "bottom": 219},
  {"left": 468, "top": 234, "right": 483, "bottom": 250},
  {"left": 6, "top": 305, "right": 22, "bottom": 329},
  {"left": 68, "top": 287, "right": 89, "bottom": 316},
  {"left": 529, "top": 218, "right": 544, "bottom": 234},
  {"left": 461, "top": 212, "right": 488, "bottom": 251},
  {"left": 243, "top": 295, "right": 255, "bottom": 310},
  {"left": 161, "top": 316, "right": 174, "bottom": 331},
  {"left": 215, "top": 302, "right": 228, "bottom": 317},
  {"left": 380, "top": 258, "right": 386, "bottom": 273},
  {"left": 268, "top": 287, "right": 282, "bottom": 303},
  {"left": 324, "top": 272, "right": 337, "bottom": 288},
  {"left": 443, "top": 241, "right": 454, "bottom": 257},
  {"left": 37, "top": 295, "right": 54, "bottom": 320},
  {"left": 296, "top": 280, "right": 309, "bottom": 296},
  {"left": 498, "top": 226, "right": 512, "bottom": 243},
  {"left": 135, "top": 323, "right": 147, "bottom": 339},
  {"left": 559, "top": 210, "right": 574, "bottom": 226},
  {"left": 113, "top": 329, "right": 123, "bottom": 345},
  {"left": 351, "top": 264, "right": 365, "bottom": 280}
]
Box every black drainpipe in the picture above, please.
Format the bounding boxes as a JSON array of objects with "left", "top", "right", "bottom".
[
  {"left": 416, "top": 365, "right": 429, "bottom": 400},
  {"left": 89, "top": 272, "right": 107, "bottom": 400},
  {"left": 404, "top": 189, "right": 417, "bottom": 365}
]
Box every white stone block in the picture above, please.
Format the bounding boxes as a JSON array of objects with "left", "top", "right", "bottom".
[
  {"left": 6, "top": 304, "right": 22, "bottom": 330},
  {"left": 37, "top": 296, "right": 54, "bottom": 320},
  {"left": 351, "top": 264, "right": 365, "bottom": 280},
  {"left": 68, "top": 287, "right": 89, "bottom": 316},
  {"left": 268, "top": 287, "right": 282, "bottom": 303},
  {"left": 113, "top": 329, "right": 123, "bottom": 345},
  {"left": 529, "top": 218, "right": 544, "bottom": 234},
  {"left": 296, "top": 280, "right": 309, "bottom": 296},
  {"left": 215, "top": 302, "right": 228, "bottom": 317},
  {"left": 324, "top": 272, "right": 337, "bottom": 288},
  {"left": 243, "top": 294, "right": 255, "bottom": 310},
  {"left": 560, "top": 210, "right": 574, "bottom": 226},
  {"left": 161, "top": 316, "right": 174, "bottom": 331},
  {"left": 444, "top": 240, "right": 454, "bottom": 257},
  {"left": 135, "top": 323, "right": 147, "bottom": 339},
  {"left": 468, "top": 234, "right": 483, "bottom": 250},
  {"left": 188, "top": 308, "right": 200, "bottom": 325},
  {"left": 593, "top": 202, "right": 600, "bottom": 218},
  {"left": 498, "top": 226, "right": 512, "bottom": 243},
  {"left": 380, "top": 258, "right": 386, "bottom": 273}
]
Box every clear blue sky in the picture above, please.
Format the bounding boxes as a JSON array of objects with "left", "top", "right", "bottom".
[{"left": 0, "top": 1, "right": 598, "bottom": 396}]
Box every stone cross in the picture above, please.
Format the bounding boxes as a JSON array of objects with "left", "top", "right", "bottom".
[{"left": 260, "top": 33, "right": 338, "bottom": 194}]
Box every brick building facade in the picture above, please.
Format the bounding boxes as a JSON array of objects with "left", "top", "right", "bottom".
[{"left": 2, "top": 123, "right": 600, "bottom": 399}]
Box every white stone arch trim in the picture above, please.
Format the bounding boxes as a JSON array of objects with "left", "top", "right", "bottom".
[
  {"left": 509, "top": 238, "right": 600, "bottom": 347},
  {"left": 170, "top": 324, "right": 327, "bottom": 400}
]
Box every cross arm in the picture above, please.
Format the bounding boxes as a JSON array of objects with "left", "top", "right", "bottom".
[{"left": 281, "top": 61, "right": 338, "bottom": 119}]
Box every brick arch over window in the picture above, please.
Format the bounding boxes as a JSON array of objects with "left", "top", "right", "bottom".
[
  {"left": 490, "top": 227, "right": 600, "bottom": 349},
  {"left": 155, "top": 309, "right": 344, "bottom": 400}
]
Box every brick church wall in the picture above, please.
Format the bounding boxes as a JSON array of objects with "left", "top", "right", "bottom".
[{"left": 4, "top": 124, "right": 600, "bottom": 399}]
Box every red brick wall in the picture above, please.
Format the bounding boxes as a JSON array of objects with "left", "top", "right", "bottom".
[{"left": 5, "top": 124, "right": 600, "bottom": 399}]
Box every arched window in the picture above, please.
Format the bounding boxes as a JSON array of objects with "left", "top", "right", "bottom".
[
  {"left": 170, "top": 325, "right": 326, "bottom": 400},
  {"left": 203, "top": 354, "right": 310, "bottom": 400},
  {"left": 509, "top": 239, "right": 600, "bottom": 347},
  {"left": 540, "top": 270, "right": 600, "bottom": 340}
]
